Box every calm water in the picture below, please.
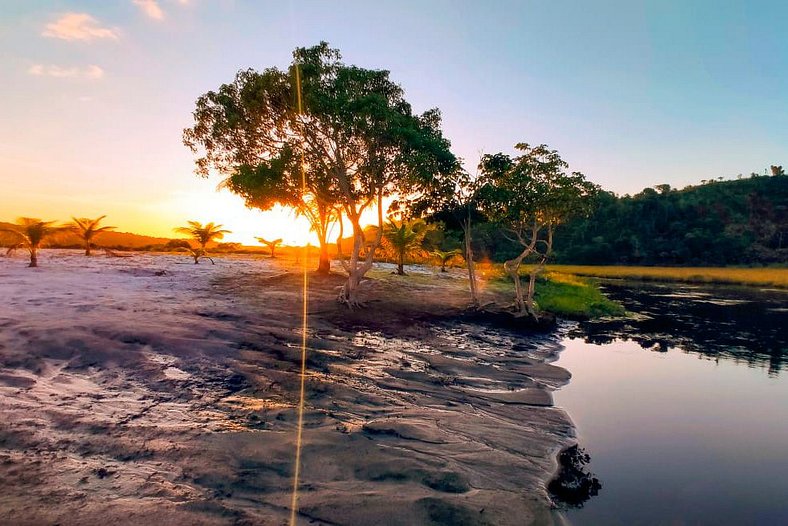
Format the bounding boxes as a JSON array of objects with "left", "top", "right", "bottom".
[{"left": 553, "top": 282, "right": 788, "bottom": 525}]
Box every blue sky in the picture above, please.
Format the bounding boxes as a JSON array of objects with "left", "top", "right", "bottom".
[{"left": 1, "top": 0, "right": 786, "bottom": 242}]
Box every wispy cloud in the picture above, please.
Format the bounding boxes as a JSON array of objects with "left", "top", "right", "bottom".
[
  {"left": 133, "top": 0, "right": 165, "bottom": 20},
  {"left": 28, "top": 64, "right": 105, "bottom": 80},
  {"left": 42, "top": 13, "right": 119, "bottom": 41}
]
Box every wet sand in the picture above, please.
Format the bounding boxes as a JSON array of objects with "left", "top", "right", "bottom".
[{"left": 0, "top": 250, "right": 574, "bottom": 525}]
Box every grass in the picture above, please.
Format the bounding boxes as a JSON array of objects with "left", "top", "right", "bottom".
[
  {"left": 365, "top": 262, "right": 625, "bottom": 320},
  {"left": 534, "top": 272, "right": 625, "bottom": 319},
  {"left": 484, "top": 266, "right": 625, "bottom": 319},
  {"left": 543, "top": 265, "right": 788, "bottom": 288}
]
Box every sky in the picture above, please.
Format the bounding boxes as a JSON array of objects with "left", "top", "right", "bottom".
[{"left": 1, "top": 0, "right": 787, "bottom": 245}]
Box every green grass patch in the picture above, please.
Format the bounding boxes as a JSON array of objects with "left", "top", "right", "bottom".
[
  {"left": 489, "top": 269, "right": 625, "bottom": 319},
  {"left": 534, "top": 272, "right": 625, "bottom": 319},
  {"left": 544, "top": 265, "right": 788, "bottom": 288}
]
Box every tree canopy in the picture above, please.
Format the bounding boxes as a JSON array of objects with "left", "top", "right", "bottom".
[
  {"left": 478, "top": 143, "right": 599, "bottom": 316},
  {"left": 184, "top": 42, "right": 457, "bottom": 304},
  {"left": 553, "top": 173, "right": 788, "bottom": 265}
]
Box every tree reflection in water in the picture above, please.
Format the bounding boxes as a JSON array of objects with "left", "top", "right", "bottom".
[
  {"left": 548, "top": 445, "right": 601, "bottom": 507},
  {"left": 571, "top": 281, "right": 788, "bottom": 376}
]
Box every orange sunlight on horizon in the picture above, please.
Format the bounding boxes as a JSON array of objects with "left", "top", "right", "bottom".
[
  {"left": 2, "top": 177, "right": 384, "bottom": 248},
  {"left": 1, "top": 178, "right": 316, "bottom": 247}
]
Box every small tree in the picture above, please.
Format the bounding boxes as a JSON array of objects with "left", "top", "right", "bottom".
[
  {"left": 382, "top": 217, "right": 431, "bottom": 275},
  {"left": 1, "top": 218, "right": 63, "bottom": 267},
  {"left": 409, "top": 165, "right": 484, "bottom": 307},
  {"left": 432, "top": 248, "right": 462, "bottom": 272},
  {"left": 70, "top": 215, "right": 115, "bottom": 256},
  {"left": 173, "top": 221, "right": 231, "bottom": 264},
  {"left": 256, "top": 237, "right": 283, "bottom": 258},
  {"left": 479, "top": 143, "right": 598, "bottom": 318}
]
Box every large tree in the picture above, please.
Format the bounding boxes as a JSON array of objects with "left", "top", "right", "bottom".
[
  {"left": 184, "top": 42, "right": 456, "bottom": 305},
  {"left": 478, "top": 143, "right": 598, "bottom": 318}
]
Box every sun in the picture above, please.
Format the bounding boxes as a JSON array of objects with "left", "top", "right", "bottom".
[{"left": 149, "top": 184, "right": 317, "bottom": 247}]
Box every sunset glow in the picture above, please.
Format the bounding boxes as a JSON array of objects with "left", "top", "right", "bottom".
[
  {"left": 3, "top": 2, "right": 785, "bottom": 242},
  {"left": 1, "top": 3, "right": 787, "bottom": 525}
]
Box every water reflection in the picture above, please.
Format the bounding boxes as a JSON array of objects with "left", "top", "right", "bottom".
[
  {"left": 548, "top": 445, "right": 601, "bottom": 507},
  {"left": 553, "top": 337, "right": 788, "bottom": 526},
  {"left": 571, "top": 281, "right": 788, "bottom": 376}
]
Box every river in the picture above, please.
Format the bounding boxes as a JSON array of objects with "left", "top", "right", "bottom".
[{"left": 553, "top": 281, "right": 788, "bottom": 525}]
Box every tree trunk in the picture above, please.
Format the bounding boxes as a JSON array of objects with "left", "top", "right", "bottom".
[
  {"left": 29, "top": 248, "right": 38, "bottom": 268},
  {"left": 85, "top": 241, "right": 91, "bottom": 256},
  {"left": 397, "top": 252, "right": 405, "bottom": 275},
  {"left": 462, "top": 219, "right": 479, "bottom": 308},
  {"left": 339, "top": 220, "right": 367, "bottom": 307},
  {"left": 523, "top": 226, "right": 553, "bottom": 316},
  {"left": 338, "top": 270, "right": 362, "bottom": 306},
  {"left": 525, "top": 267, "right": 538, "bottom": 314},
  {"left": 441, "top": 261, "right": 447, "bottom": 272},
  {"left": 504, "top": 223, "right": 541, "bottom": 319},
  {"left": 316, "top": 240, "right": 331, "bottom": 274},
  {"left": 338, "top": 191, "right": 384, "bottom": 308},
  {"left": 504, "top": 259, "right": 525, "bottom": 314}
]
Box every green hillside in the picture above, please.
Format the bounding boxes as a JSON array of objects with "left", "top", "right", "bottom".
[{"left": 554, "top": 173, "right": 788, "bottom": 265}]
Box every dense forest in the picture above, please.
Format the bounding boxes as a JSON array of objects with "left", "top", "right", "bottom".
[{"left": 436, "top": 170, "right": 788, "bottom": 266}]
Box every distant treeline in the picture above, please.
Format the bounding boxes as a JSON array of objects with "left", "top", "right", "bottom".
[{"left": 437, "top": 172, "right": 788, "bottom": 266}]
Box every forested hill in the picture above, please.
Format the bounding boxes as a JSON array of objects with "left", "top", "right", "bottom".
[{"left": 553, "top": 173, "right": 788, "bottom": 265}]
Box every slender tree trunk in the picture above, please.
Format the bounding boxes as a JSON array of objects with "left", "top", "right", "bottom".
[
  {"left": 504, "top": 222, "right": 541, "bottom": 319},
  {"left": 441, "top": 260, "right": 448, "bottom": 272},
  {"left": 524, "top": 255, "right": 548, "bottom": 314},
  {"left": 504, "top": 258, "right": 526, "bottom": 314},
  {"left": 338, "top": 191, "right": 384, "bottom": 307},
  {"left": 85, "top": 240, "right": 91, "bottom": 256},
  {"left": 316, "top": 214, "right": 332, "bottom": 274},
  {"left": 462, "top": 217, "right": 479, "bottom": 308},
  {"left": 29, "top": 247, "right": 38, "bottom": 268},
  {"left": 523, "top": 226, "right": 553, "bottom": 316},
  {"left": 525, "top": 267, "right": 538, "bottom": 314},
  {"left": 312, "top": 202, "right": 335, "bottom": 275},
  {"left": 339, "top": 216, "right": 367, "bottom": 306},
  {"left": 397, "top": 251, "right": 405, "bottom": 275}
]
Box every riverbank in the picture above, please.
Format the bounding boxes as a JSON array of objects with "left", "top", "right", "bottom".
[
  {"left": 0, "top": 250, "right": 576, "bottom": 525},
  {"left": 546, "top": 264, "right": 788, "bottom": 288}
]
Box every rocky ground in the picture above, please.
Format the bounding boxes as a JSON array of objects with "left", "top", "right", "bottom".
[{"left": 0, "top": 250, "right": 574, "bottom": 525}]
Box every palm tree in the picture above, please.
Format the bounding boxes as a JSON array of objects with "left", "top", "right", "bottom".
[
  {"left": 173, "top": 221, "right": 231, "bottom": 264},
  {"left": 256, "top": 237, "right": 283, "bottom": 258},
  {"left": 1, "top": 218, "right": 62, "bottom": 267},
  {"left": 181, "top": 247, "right": 216, "bottom": 265},
  {"left": 70, "top": 215, "right": 116, "bottom": 256},
  {"left": 382, "top": 218, "right": 432, "bottom": 276},
  {"left": 432, "top": 249, "right": 463, "bottom": 272}
]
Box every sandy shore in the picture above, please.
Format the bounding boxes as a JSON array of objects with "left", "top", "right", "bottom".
[{"left": 0, "top": 250, "right": 574, "bottom": 525}]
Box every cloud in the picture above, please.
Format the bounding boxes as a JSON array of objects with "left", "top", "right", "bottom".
[
  {"left": 133, "top": 0, "right": 165, "bottom": 20},
  {"left": 42, "top": 13, "right": 119, "bottom": 41},
  {"left": 28, "top": 64, "right": 105, "bottom": 80}
]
